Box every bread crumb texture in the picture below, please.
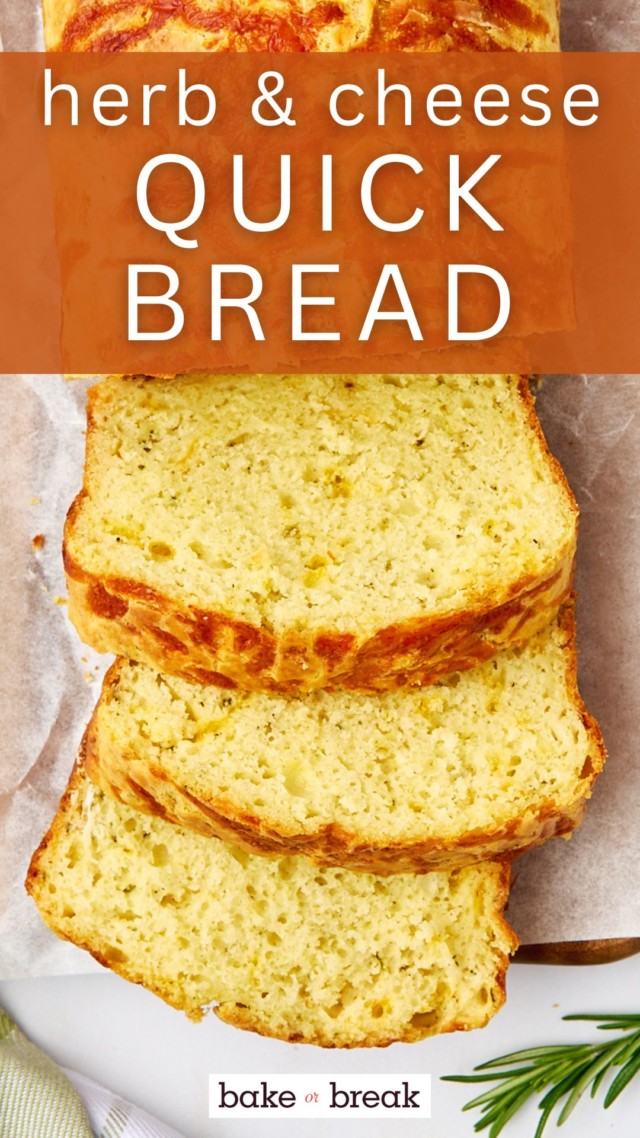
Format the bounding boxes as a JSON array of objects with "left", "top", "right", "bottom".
[
  {"left": 88, "top": 611, "right": 604, "bottom": 871},
  {"left": 27, "top": 768, "right": 517, "bottom": 1047},
  {"left": 69, "top": 375, "right": 573, "bottom": 634},
  {"left": 64, "top": 375, "right": 577, "bottom": 691}
]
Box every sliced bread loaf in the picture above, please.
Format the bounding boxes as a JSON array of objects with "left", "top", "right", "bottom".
[
  {"left": 64, "top": 374, "right": 577, "bottom": 694},
  {"left": 84, "top": 608, "right": 604, "bottom": 874},
  {"left": 26, "top": 764, "right": 517, "bottom": 1047}
]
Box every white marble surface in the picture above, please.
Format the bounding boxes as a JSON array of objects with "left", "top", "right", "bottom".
[{"left": 3, "top": 957, "right": 640, "bottom": 1137}]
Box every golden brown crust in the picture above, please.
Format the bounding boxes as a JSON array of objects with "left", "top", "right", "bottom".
[
  {"left": 88, "top": 746, "right": 591, "bottom": 872},
  {"left": 44, "top": 0, "right": 559, "bottom": 53},
  {"left": 84, "top": 603, "right": 605, "bottom": 873},
  {"left": 26, "top": 762, "right": 518, "bottom": 1046},
  {"left": 66, "top": 543, "right": 576, "bottom": 694},
  {"left": 63, "top": 375, "right": 579, "bottom": 693}
]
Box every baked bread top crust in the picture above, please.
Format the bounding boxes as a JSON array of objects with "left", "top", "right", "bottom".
[{"left": 44, "top": 0, "right": 560, "bottom": 52}]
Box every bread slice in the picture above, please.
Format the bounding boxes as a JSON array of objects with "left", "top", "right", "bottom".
[
  {"left": 84, "top": 608, "right": 604, "bottom": 874},
  {"left": 43, "top": 0, "right": 559, "bottom": 52},
  {"left": 26, "top": 762, "right": 517, "bottom": 1047},
  {"left": 64, "top": 375, "right": 577, "bottom": 694}
]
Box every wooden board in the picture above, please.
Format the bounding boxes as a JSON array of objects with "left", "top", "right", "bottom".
[{"left": 516, "top": 938, "right": 640, "bottom": 965}]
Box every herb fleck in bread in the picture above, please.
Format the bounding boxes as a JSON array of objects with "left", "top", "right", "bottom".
[
  {"left": 85, "top": 608, "right": 604, "bottom": 873},
  {"left": 64, "top": 375, "right": 577, "bottom": 694},
  {"left": 26, "top": 764, "right": 517, "bottom": 1047},
  {"left": 43, "top": 0, "right": 559, "bottom": 53}
]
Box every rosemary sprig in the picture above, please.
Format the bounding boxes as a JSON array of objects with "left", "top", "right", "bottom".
[{"left": 442, "top": 1013, "right": 640, "bottom": 1138}]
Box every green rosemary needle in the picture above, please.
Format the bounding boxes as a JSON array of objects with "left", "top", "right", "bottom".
[{"left": 442, "top": 1013, "right": 640, "bottom": 1138}]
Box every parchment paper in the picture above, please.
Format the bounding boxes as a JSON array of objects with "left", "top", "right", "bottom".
[
  {"left": 512, "top": 378, "right": 640, "bottom": 942},
  {"left": 1, "top": 5, "right": 640, "bottom": 978},
  {"left": 0, "top": 378, "right": 107, "bottom": 977}
]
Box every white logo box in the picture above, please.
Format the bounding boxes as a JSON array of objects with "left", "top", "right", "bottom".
[{"left": 209, "top": 1074, "right": 431, "bottom": 1119}]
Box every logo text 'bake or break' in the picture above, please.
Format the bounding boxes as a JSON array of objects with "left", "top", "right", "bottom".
[{"left": 208, "top": 1074, "right": 431, "bottom": 1118}]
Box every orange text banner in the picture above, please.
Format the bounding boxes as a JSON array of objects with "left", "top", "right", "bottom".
[{"left": 0, "top": 52, "right": 639, "bottom": 374}]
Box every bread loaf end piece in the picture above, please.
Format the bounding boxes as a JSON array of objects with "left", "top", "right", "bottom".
[{"left": 27, "top": 764, "right": 517, "bottom": 1047}]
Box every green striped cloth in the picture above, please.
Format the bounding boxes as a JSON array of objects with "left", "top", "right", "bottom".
[
  {"left": 0, "top": 1008, "right": 185, "bottom": 1138},
  {"left": 0, "top": 1007, "right": 92, "bottom": 1137}
]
